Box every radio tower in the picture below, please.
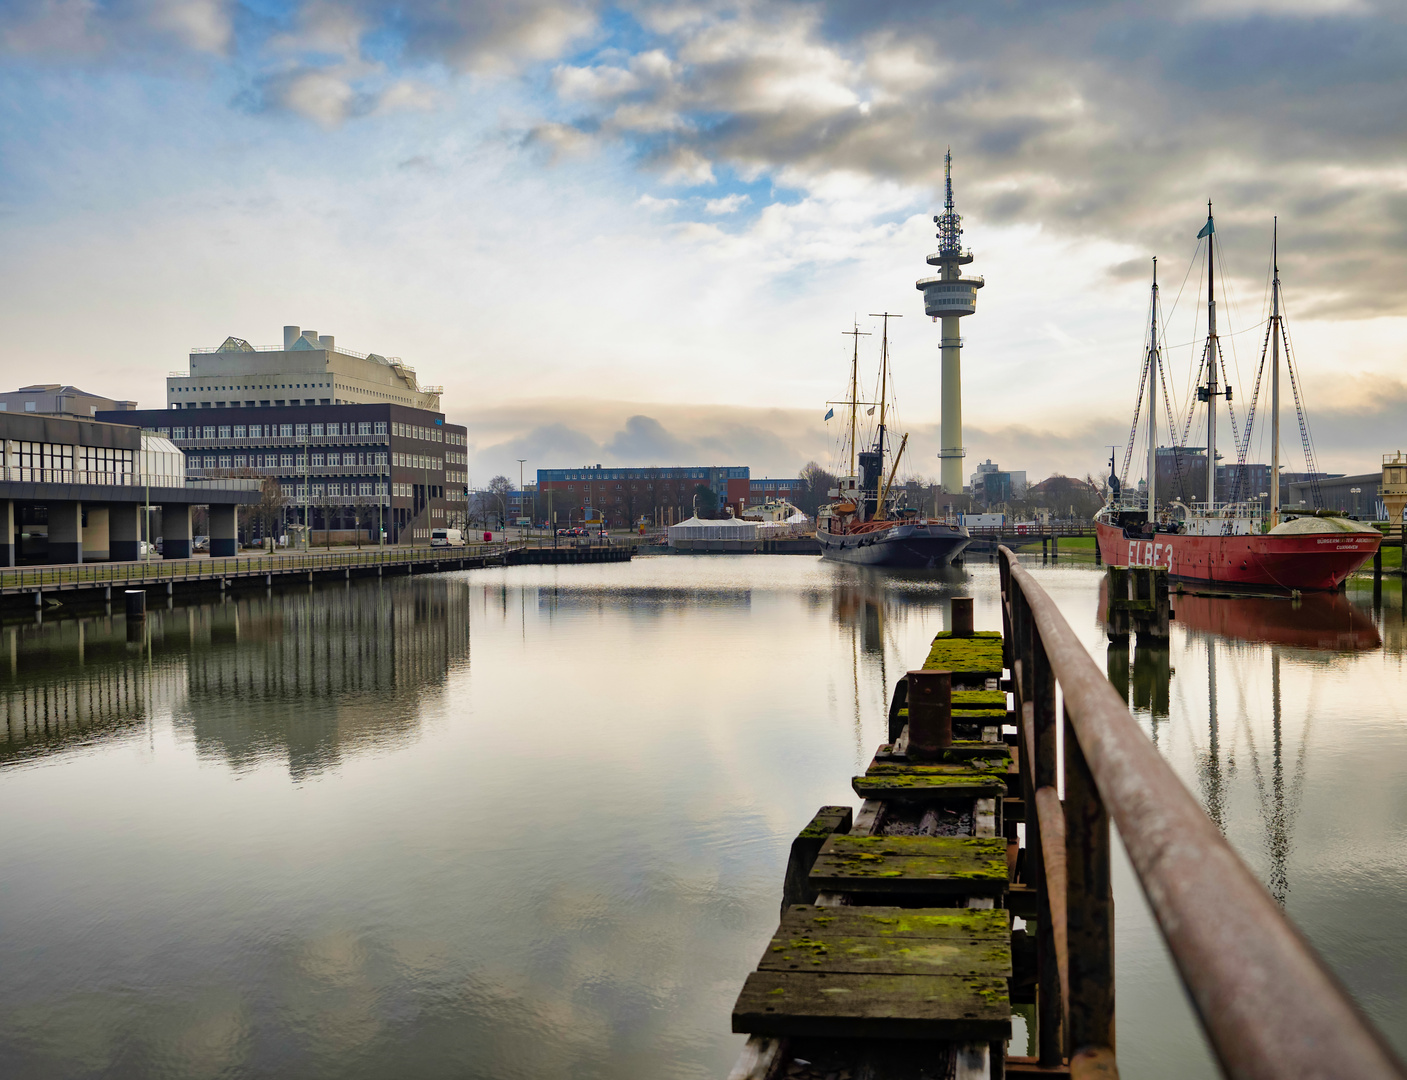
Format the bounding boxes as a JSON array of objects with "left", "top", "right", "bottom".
[{"left": 916, "top": 149, "right": 984, "bottom": 494}]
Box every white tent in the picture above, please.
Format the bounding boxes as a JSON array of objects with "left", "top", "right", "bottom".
[{"left": 667, "top": 515, "right": 759, "bottom": 542}]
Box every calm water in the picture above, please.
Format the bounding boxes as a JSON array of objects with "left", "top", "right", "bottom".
[{"left": 1, "top": 556, "right": 1404, "bottom": 1078}]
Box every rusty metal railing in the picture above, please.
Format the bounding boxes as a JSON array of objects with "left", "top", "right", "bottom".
[{"left": 998, "top": 545, "right": 1405, "bottom": 1079}]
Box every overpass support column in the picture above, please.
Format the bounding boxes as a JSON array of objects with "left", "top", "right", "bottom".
[
  {"left": 161, "top": 504, "right": 192, "bottom": 559},
  {"left": 49, "top": 500, "right": 83, "bottom": 564},
  {"left": 1, "top": 500, "right": 13, "bottom": 566},
  {"left": 110, "top": 503, "right": 141, "bottom": 562},
  {"left": 210, "top": 504, "right": 238, "bottom": 557}
]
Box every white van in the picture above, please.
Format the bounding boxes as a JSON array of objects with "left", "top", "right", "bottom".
[{"left": 431, "top": 528, "right": 467, "bottom": 548}]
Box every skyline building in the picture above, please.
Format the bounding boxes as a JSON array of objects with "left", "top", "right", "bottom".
[
  {"left": 167, "top": 325, "right": 442, "bottom": 412},
  {"left": 916, "top": 150, "right": 985, "bottom": 495}
]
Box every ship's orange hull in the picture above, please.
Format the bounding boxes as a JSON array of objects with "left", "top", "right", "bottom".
[{"left": 1095, "top": 521, "right": 1379, "bottom": 591}]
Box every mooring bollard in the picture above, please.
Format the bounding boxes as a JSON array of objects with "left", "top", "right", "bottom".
[
  {"left": 906, "top": 668, "right": 953, "bottom": 758},
  {"left": 951, "top": 596, "right": 974, "bottom": 637},
  {"left": 125, "top": 589, "right": 146, "bottom": 619}
]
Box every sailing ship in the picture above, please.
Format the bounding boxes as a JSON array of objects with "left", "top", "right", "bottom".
[
  {"left": 817, "top": 315, "right": 971, "bottom": 569},
  {"left": 1095, "top": 207, "right": 1380, "bottom": 591}
]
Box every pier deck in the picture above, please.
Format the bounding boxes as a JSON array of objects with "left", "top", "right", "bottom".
[{"left": 728, "top": 549, "right": 1407, "bottom": 1079}]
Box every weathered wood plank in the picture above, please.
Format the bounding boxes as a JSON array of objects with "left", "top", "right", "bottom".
[
  {"left": 953, "top": 689, "right": 1008, "bottom": 707},
  {"left": 923, "top": 631, "right": 1004, "bottom": 674},
  {"left": 866, "top": 757, "right": 1009, "bottom": 776},
  {"left": 782, "top": 805, "right": 853, "bottom": 911},
  {"left": 779, "top": 904, "right": 1009, "bottom": 941},
  {"left": 732, "top": 971, "right": 1010, "bottom": 1041},
  {"left": 853, "top": 770, "right": 1007, "bottom": 802},
  {"left": 810, "top": 835, "right": 1008, "bottom": 895},
  {"left": 877, "top": 736, "right": 1010, "bottom": 763},
  {"left": 760, "top": 929, "right": 1011, "bottom": 977}
]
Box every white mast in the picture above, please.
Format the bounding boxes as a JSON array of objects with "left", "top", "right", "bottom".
[
  {"left": 1204, "top": 202, "right": 1218, "bottom": 507},
  {"left": 1147, "top": 258, "right": 1159, "bottom": 520},
  {"left": 1269, "top": 219, "right": 1282, "bottom": 529}
]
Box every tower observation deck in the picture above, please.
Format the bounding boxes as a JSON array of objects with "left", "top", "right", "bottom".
[{"left": 916, "top": 149, "right": 984, "bottom": 495}]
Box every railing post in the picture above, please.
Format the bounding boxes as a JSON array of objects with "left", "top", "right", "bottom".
[
  {"left": 1064, "top": 703, "right": 1114, "bottom": 1057},
  {"left": 1033, "top": 624, "right": 1064, "bottom": 1067}
]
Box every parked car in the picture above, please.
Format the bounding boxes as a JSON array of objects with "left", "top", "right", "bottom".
[
  {"left": 556, "top": 528, "right": 569, "bottom": 536},
  {"left": 193, "top": 535, "right": 210, "bottom": 552}
]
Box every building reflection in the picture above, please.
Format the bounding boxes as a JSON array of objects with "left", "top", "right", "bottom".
[
  {"left": 1, "top": 579, "right": 472, "bottom": 777},
  {"left": 1, "top": 617, "right": 186, "bottom": 763},
  {"left": 177, "top": 581, "right": 470, "bottom": 778}
]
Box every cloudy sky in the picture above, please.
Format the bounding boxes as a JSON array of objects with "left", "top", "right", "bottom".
[{"left": 2, "top": 0, "right": 1404, "bottom": 485}]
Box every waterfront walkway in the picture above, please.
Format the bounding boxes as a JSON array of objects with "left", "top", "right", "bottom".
[{"left": 0, "top": 539, "right": 632, "bottom": 606}]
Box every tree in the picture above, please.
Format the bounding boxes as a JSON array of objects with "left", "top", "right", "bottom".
[
  {"left": 487, "top": 475, "right": 513, "bottom": 529},
  {"left": 693, "top": 483, "right": 720, "bottom": 518},
  {"left": 251, "top": 477, "right": 286, "bottom": 549},
  {"left": 795, "top": 461, "right": 839, "bottom": 518}
]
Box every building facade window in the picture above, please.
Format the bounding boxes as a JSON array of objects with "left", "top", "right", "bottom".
[{"left": 280, "top": 425, "right": 293, "bottom": 437}]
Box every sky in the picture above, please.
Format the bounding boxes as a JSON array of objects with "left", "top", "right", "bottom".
[{"left": 2, "top": 0, "right": 1405, "bottom": 487}]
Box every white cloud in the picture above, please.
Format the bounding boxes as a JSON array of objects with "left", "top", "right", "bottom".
[{"left": 703, "top": 193, "right": 749, "bottom": 214}]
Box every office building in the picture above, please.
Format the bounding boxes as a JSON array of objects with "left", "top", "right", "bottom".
[
  {"left": 2, "top": 412, "right": 256, "bottom": 564},
  {"left": 536, "top": 465, "right": 750, "bottom": 526},
  {"left": 101, "top": 404, "right": 468, "bottom": 544},
  {"left": 746, "top": 478, "right": 805, "bottom": 508},
  {"left": 969, "top": 460, "right": 1027, "bottom": 507},
  {"left": 1, "top": 384, "right": 138, "bottom": 417},
  {"left": 167, "top": 325, "right": 442, "bottom": 412}
]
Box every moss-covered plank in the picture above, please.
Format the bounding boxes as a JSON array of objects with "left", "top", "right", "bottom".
[
  {"left": 853, "top": 771, "right": 1007, "bottom": 802},
  {"left": 780, "top": 904, "right": 1009, "bottom": 941},
  {"left": 952, "top": 689, "right": 1007, "bottom": 707},
  {"left": 810, "top": 835, "right": 1008, "bottom": 895},
  {"left": 923, "top": 631, "right": 1003, "bottom": 673},
  {"left": 760, "top": 930, "right": 1011, "bottom": 977},
  {"left": 732, "top": 971, "right": 1011, "bottom": 1041},
  {"left": 866, "top": 758, "right": 1008, "bottom": 777},
  {"left": 879, "top": 739, "right": 1010, "bottom": 763}
]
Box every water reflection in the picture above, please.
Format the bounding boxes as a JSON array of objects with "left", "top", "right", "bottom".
[
  {"left": 1100, "top": 571, "right": 1385, "bottom": 912},
  {"left": 2, "top": 580, "right": 473, "bottom": 778}
]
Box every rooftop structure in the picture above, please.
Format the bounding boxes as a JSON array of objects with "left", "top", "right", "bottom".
[
  {"left": 167, "top": 325, "right": 442, "bottom": 413},
  {"left": 916, "top": 150, "right": 985, "bottom": 494},
  {"left": 0, "top": 384, "right": 137, "bottom": 417}
]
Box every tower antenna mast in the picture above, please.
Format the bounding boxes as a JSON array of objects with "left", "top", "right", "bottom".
[{"left": 918, "top": 148, "right": 983, "bottom": 494}]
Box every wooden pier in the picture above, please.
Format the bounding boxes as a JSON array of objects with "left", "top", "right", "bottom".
[
  {"left": 727, "top": 548, "right": 1406, "bottom": 1080},
  {"left": 0, "top": 540, "right": 633, "bottom": 610}
]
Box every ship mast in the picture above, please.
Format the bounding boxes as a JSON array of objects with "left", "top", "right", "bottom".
[
  {"left": 1198, "top": 201, "right": 1221, "bottom": 508},
  {"left": 1269, "top": 219, "right": 1282, "bottom": 529},
  {"left": 869, "top": 312, "right": 901, "bottom": 456},
  {"left": 841, "top": 324, "right": 868, "bottom": 483},
  {"left": 1147, "top": 258, "right": 1159, "bottom": 521}
]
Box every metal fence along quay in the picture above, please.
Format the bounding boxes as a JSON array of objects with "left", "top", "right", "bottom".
[
  {"left": 998, "top": 545, "right": 1405, "bottom": 1079},
  {"left": 0, "top": 539, "right": 635, "bottom": 599}
]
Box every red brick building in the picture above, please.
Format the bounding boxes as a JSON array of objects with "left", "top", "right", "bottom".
[{"left": 536, "top": 465, "right": 750, "bottom": 526}]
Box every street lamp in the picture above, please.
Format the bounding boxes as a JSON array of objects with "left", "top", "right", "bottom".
[{"left": 517, "top": 458, "right": 527, "bottom": 541}]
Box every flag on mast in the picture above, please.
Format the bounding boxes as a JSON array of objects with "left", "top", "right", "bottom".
[
  {"left": 824, "top": 407, "right": 834, "bottom": 421},
  {"left": 1197, "top": 216, "right": 1215, "bottom": 239}
]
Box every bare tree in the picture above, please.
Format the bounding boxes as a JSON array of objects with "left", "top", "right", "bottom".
[
  {"left": 796, "top": 461, "right": 839, "bottom": 518},
  {"left": 251, "top": 477, "right": 287, "bottom": 550},
  {"left": 487, "top": 475, "right": 513, "bottom": 530}
]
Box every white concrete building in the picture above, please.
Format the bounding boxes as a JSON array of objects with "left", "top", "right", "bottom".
[{"left": 167, "top": 326, "right": 442, "bottom": 412}]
